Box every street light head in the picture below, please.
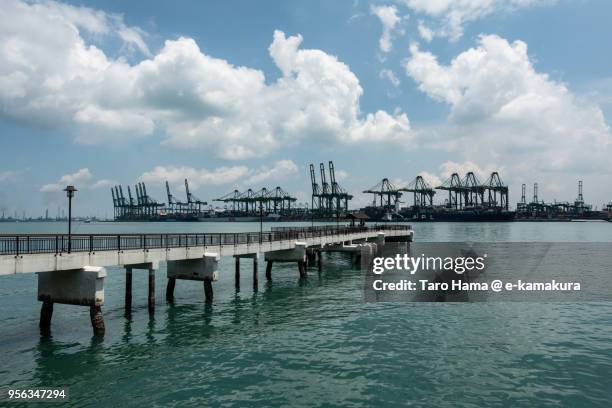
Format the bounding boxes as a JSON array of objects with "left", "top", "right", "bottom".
[{"left": 64, "top": 185, "right": 77, "bottom": 198}]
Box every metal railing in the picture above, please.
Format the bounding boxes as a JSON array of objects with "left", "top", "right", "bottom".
[{"left": 0, "top": 225, "right": 411, "bottom": 256}]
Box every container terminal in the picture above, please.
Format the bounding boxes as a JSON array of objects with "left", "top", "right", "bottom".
[{"left": 108, "top": 162, "right": 612, "bottom": 223}]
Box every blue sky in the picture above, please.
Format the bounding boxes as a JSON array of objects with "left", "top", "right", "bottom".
[{"left": 1, "top": 0, "right": 611, "bottom": 217}]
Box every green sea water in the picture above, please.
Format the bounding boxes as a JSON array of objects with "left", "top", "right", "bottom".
[{"left": 0, "top": 221, "right": 611, "bottom": 407}]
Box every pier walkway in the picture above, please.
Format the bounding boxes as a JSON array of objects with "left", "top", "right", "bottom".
[{"left": 0, "top": 225, "right": 412, "bottom": 336}]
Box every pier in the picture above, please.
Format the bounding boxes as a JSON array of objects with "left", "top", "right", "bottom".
[{"left": 0, "top": 225, "right": 412, "bottom": 336}]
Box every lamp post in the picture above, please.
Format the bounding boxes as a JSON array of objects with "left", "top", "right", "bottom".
[{"left": 64, "top": 185, "right": 77, "bottom": 252}]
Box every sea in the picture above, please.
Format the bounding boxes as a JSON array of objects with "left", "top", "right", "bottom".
[{"left": 0, "top": 221, "right": 611, "bottom": 407}]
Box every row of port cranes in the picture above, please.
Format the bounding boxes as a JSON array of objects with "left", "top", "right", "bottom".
[
  {"left": 112, "top": 179, "right": 211, "bottom": 221},
  {"left": 213, "top": 187, "right": 298, "bottom": 215},
  {"left": 309, "top": 161, "right": 353, "bottom": 218},
  {"left": 112, "top": 179, "right": 300, "bottom": 220},
  {"left": 515, "top": 181, "right": 602, "bottom": 219},
  {"left": 362, "top": 172, "right": 509, "bottom": 212},
  {"left": 111, "top": 182, "right": 166, "bottom": 220},
  {"left": 166, "top": 180, "right": 207, "bottom": 215},
  {"left": 434, "top": 172, "right": 509, "bottom": 210}
]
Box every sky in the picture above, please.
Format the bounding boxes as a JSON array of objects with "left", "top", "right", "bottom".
[{"left": 1, "top": 0, "right": 611, "bottom": 217}]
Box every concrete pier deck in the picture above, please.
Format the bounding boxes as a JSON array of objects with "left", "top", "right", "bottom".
[
  {"left": 0, "top": 225, "right": 411, "bottom": 275},
  {"left": 0, "top": 225, "right": 412, "bottom": 335}
]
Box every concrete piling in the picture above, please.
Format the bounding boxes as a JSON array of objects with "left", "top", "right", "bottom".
[
  {"left": 204, "top": 279, "right": 213, "bottom": 303},
  {"left": 298, "top": 260, "right": 307, "bottom": 278},
  {"left": 235, "top": 257, "right": 240, "bottom": 290},
  {"left": 317, "top": 251, "right": 322, "bottom": 272},
  {"left": 125, "top": 267, "right": 133, "bottom": 310},
  {"left": 39, "top": 300, "right": 53, "bottom": 333},
  {"left": 166, "top": 277, "right": 176, "bottom": 301},
  {"left": 148, "top": 267, "right": 155, "bottom": 312},
  {"left": 166, "top": 254, "right": 219, "bottom": 304},
  {"left": 253, "top": 256, "right": 258, "bottom": 290},
  {"left": 89, "top": 305, "right": 105, "bottom": 336},
  {"left": 264, "top": 242, "right": 307, "bottom": 281}
]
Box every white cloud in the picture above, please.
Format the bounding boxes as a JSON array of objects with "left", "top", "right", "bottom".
[
  {"left": 370, "top": 5, "right": 403, "bottom": 52},
  {"left": 438, "top": 160, "right": 494, "bottom": 181},
  {"left": 417, "top": 20, "right": 433, "bottom": 42},
  {"left": 416, "top": 171, "right": 441, "bottom": 187},
  {"left": 139, "top": 160, "right": 299, "bottom": 190},
  {"left": 117, "top": 25, "right": 150, "bottom": 56},
  {"left": 40, "top": 168, "right": 117, "bottom": 192},
  {"left": 401, "top": 0, "right": 556, "bottom": 41},
  {"left": 244, "top": 160, "right": 299, "bottom": 185},
  {"left": 91, "top": 179, "right": 117, "bottom": 189},
  {"left": 0, "top": 0, "right": 413, "bottom": 159},
  {"left": 404, "top": 35, "right": 612, "bottom": 175},
  {"left": 380, "top": 69, "right": 401, "bottom": 87},
  {"left": 40, "top": 168, "right": 92, "bottom": 192}
]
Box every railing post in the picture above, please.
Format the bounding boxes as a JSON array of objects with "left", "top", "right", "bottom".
[
  {"left": 15, "top": 236, "right": 19, "bottom": 256},
  {"left": 90, "top": 235, "right": 93, "bottom": 252},
  {"left": 117, "top": 235, "right": 121, "bottom": 252},
  {"left": 27, "top": 236, "right": 30, "bottom": 254},
  {"left": 55, "top": 235, "right": 58, "bottom": 254}
]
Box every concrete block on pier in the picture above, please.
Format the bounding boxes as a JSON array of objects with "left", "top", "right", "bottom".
[
  {"left": 264, "top": 242, "right": 307, "bottom": 262},
  {"left": 37, "top": 266, "right": 106, "bottom": 306},
  {"left": 167, "top": 253, "right": 219, "bottom": 281}
]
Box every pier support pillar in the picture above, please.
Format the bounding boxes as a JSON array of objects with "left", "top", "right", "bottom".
[
  {"left": 167, "top": 253, "right": 220, "bottom": 304},
  {"left": 166, "top": 277, "right": 176, "bottom": 301},
  {"left": 37, "top": 266, "right": 106, "bottom": 336},
  {"left": 204, "top": 279, "right": 213, "bottom": 303},
  {"left": 298, "top": 260, "right": 307, "bottom": 278},
  {"left": 148, "top": 267, "right": 155, "bottom": 313},
  {"left": 264, "top": 242, "right": 307, "bottom": 280},
  {"left": 39, "top": 300, "right": 53, "bottom": 333},
  {"left": 317, "top": 251, "right": 322, "bottom": 272},
  {"left": 123, "top": 262, "right": 158, "bottom": 311},
  {"left": 234, "top": 253, "right": 258, "bottom": 289},
  {"left": 253, "top": 256, "right": 258, "bottom": 290},
  {"left": 90, "top": 305, "right": 105, "bottom": 336},
  {"left": 306, "top": 250, "right": 317, "bottom": 268},
  {"left": 235, "top": 257, "right": 240, "bottom": 290},
  {"left": 125, "top": 267, "right": 133, "bottom": 311}
]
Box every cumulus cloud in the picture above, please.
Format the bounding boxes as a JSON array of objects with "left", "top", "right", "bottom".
[
  {"left": 370, "top": 5, "right": 403, "bottom": 52},
  {"left": 40, "top": 168, "right": 116, "bottom": 192},
  {"left": 417, "top": 20, "right": 433, "bottom": 42},
  {"left": 404, "top": 35, "right": 612, "bottom": 175},
  {"left": 401, "top": 0, "right": 556, "bottom": 41},
  {"left": 139, "top": 160, "right": 299, "bottom": 190},
  {"left": 0, "top": 0, "right": 413, "bottom": 159},
  {"left": 91, "top": 179, "right": 117, "bottom": 189},
  {"left": 40, "top": 168, "right": 92, "bottom": 192},
  {"left": 416, "top": 171, "right": 441, "bottom": 187}
]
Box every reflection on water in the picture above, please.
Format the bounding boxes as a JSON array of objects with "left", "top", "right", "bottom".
[{"left": 0, "top": 222, "right": 611, "bottom": 406}]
